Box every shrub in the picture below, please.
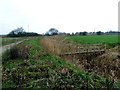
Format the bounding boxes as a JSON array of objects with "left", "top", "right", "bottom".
[{"left": 2, "top": 44, "right": 31, "bottom": 62}]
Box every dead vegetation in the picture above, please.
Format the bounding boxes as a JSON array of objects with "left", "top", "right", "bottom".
[
  {"left": 90, "top": 46, "right": 120, "bottom": 81},
  {"left": 2, "top": 43, "right": 31, "bottom": 62},
  {"left": 40, "top": 36, "right": 105, "bottom": 55}
]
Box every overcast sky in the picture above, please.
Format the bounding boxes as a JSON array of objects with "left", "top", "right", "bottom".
[{"left": 0, "top": 0, "right": 119, "bottom": 34}]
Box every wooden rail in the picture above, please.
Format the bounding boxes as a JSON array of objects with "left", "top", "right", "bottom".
[
  {"left": 40, "top": 36, "right": 106, "bottom": 56},
  {"left": 62, "top": 50, "right": 105, "bottom": 55}
]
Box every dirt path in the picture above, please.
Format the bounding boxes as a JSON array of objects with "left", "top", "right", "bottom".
[{"left": 0, "top": 39, "right": 27, "bottom": 55}]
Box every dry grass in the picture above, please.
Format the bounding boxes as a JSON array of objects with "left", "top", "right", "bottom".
[
  {"left": 40, "top": 36, "right": 64, "bottom": 55},
  {"left": 91, "top": 46, "right": 120, "bottom": 81},
  {"left": 40, "top": 36, "right": 105, "bottom": 55},
  {"left": 2, "top": 43, "right": 31, "bottom": 62}
]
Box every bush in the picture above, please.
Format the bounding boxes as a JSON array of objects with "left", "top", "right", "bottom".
[{"left": 2, "top": 44, "right": 31, "bottom": 62}]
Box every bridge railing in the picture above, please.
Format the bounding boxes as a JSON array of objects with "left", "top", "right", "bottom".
[
  {"left": 40, "top": 36, "right": 105, "bottom": 55},
  {"left": 60, "top": 43, "right": 105, "bottom": 55}
]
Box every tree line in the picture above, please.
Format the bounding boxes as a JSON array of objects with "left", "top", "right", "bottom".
[
  {"left": 45, "top": 29, "right": 120, "bottom": 36},
  {"left": 7, "top": 27, "right": 119, "bottom": 37},
  {"left": 7, "top": 27, "right": 40, "bottom": 37}
]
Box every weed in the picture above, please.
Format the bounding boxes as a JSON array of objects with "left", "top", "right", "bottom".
[{"left": 2, "top": 44, "right": 31, "bottom": 63}]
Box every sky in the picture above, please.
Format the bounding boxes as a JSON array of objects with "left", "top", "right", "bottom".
[{"left": 0, "top": 0, "right": 119, "bottom": 34}]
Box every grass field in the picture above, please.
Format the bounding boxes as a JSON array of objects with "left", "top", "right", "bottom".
[
  {"left": 65, "top": 35, "right": 119, "bottom": 47},
  {"left": 2, "top": 37, "right": 120, "bottom": 89},
  {"left": 1, "top": 37, "right": 24, "bottom": 46}
]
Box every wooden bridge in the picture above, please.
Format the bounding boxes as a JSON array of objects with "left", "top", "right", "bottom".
[
  {"left": 59, "top": 44, "right": 105, "bottom": 55},
  {"left": 40, "top": 36, "right": 106, "bottom": 56},
  {"left": 63, "top": 50, "right": 105, "bottom": 55}
]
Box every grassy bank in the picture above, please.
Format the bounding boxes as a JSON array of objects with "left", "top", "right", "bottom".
[{"left": 2, "top": 37, "right": 120, "bottom": 89}]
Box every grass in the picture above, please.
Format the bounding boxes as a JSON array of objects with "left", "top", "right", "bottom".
[
  {"left": 65, "top": 35, "right": 119, "bottom": 48},
  {"left": 2, "top": 36, "right": 120, "bottom": 89},
  {"left": 1, "top": 37, "right": 24, "bottom": 46}
]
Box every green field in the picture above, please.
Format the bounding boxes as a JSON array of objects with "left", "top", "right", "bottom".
[
  {"left": 2, "top": 37, "right": 120, "bottom": 89},
  {"left": 65, "top": 35, "right": 119, "bottom": 44},
  {"left": 1, "top": 37, "right": 24, "bottom": 46}
]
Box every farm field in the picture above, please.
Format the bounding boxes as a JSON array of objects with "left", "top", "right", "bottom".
[
  {"left": 1, "top": 37, "right": 24, "bottom": 46},
  {"left": 65, "top": 35, "right": 119, "bottom": 48},
  {"left": 2, "top": 36, "right": 120, "bottom": 89}
]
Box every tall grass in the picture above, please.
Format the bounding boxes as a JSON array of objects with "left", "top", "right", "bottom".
[
  {"left": 2, "top": 44, "right": 30, "bottom": 63},
  {"left": 40, "top": 36, "right": 105, "bottom": 56}
]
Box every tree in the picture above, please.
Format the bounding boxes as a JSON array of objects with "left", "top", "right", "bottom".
[
  {"left": 7, "top": 27, "right": 26, "bottom": 37},
  {"left": 45, "top": 28, "right": 59, "bottom": 36},
  {"left": 79, "top": 31, "right": 87, "bottom": 36},
  {"left": 26, "top": 32, "right": 39, "bottom": 36},
  {"left": 96, "top": 31, "right": 103, "bottom": 35},
  {"left": 7, "top": 27, "right": 40, "bottom": 37},
  {"left": 82, "top": 31, "right": 87, "bottom": 36}
]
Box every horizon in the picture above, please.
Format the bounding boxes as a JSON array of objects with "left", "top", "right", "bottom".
[{"left": 0, "top": 30, "right": 119, "bottom": 36}]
